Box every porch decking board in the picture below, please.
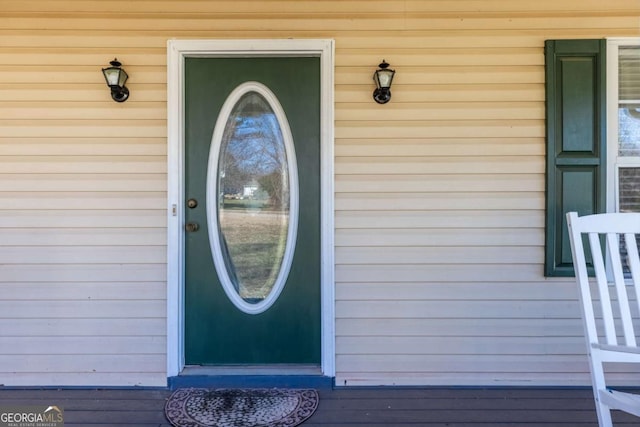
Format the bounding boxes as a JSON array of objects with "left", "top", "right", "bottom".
[{"left": 1, "top": 388, "right": 639, "bottom": 426}]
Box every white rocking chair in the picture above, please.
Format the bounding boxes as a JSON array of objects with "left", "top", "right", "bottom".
[{"left": 567, "top": 212, "right": 640, "bottom": 426}]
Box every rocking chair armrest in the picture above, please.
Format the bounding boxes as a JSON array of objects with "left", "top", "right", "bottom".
[
  {"left": 593, "top": 343, "right": 640, "bottom": 354},
  {"left": 592, "top": 343, "right": 640, "bottom": 361}
]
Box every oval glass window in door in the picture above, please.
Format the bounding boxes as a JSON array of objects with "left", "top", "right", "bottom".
[{"left": 207, "top": 82, "right": 298, "bottom": 315}]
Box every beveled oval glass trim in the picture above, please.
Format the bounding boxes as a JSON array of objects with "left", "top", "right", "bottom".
[{"left": 206, "top": 81, "right": 299, "bottom": 315}]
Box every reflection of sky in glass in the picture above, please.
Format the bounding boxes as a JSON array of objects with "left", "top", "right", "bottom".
[{"left": 619, "top": 108, "right": 640, "bottom": 156}]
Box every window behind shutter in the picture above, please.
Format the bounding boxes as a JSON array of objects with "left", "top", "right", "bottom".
[
  {"left": 619, "top": 46, "right": 640, "bottom": 106},
  {"left": 544, "top": 39, "right": 606, "bottom": 276}
]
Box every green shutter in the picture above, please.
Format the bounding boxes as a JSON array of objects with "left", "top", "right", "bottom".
[{"left": 545, "top": 39, "right": 606, "bottom": 276}]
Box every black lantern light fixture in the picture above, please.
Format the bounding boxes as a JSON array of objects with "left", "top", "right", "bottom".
[
  {"left": 373, "top": 60, "right": 395, "bottom": 104},
  {"left": 102, "top": 58, "right": 129, "bottom": 102}
]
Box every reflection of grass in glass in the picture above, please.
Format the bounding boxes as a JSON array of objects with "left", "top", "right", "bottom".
[
  {"left": 222, "top": 198, "right": 270, "bottom": 211},
  {"left": 219, "top": 209, "right": 288, "bottom": 301}
]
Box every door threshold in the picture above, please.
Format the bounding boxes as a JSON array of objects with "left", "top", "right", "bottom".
[{"left": 169, "top": 365, "right": 331, "bottom": 390}]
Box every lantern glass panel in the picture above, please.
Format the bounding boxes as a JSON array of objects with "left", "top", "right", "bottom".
[
  {"left": 117, "top": 69, "right": 129, "bottom": 87},
  {"left": 103, "top": 68, "right": 120, "bottom": 86},
  {"left": 377, "top": 69, "right": 394, "bottom": 89}
]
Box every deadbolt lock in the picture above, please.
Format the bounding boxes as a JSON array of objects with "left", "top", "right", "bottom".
[
  {"left": 187, "top": 198, "right": 198, "bottom": 209},
  {"left": 185, "top": 222, "right": 199, "bottom": 232}
]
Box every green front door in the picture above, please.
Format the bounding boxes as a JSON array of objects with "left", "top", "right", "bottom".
[{"left": 184, "top": 57, "right": 321, "bottom": 365}]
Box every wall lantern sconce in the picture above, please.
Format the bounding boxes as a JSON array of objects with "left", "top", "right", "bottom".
[
  {"left": 373, "top": 60, "right": 395, "bottom": 104},
  {"left": 102, "top": 58, "right": 129, "bottom": 102}
]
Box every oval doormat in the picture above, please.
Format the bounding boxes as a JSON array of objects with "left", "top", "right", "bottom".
[{"left": 165, "top": 388, "right": 319, "bottom": 427}]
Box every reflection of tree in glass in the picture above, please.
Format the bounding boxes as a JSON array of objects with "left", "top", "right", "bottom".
[
  {"left": 218, "top": 92, "right": 289, "bottom": 209},
  {"left": 216, "top": 90, "right": 292, "bottom": 301}
]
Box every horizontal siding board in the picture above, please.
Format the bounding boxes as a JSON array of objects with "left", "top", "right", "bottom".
[
  {"left": 336, "top": 120, "right": 544, "bottom": 139},
  {"left": 0, "top": 101, "right": 166, "bottom": 120},
  {"left": 336, "top": 246, "right": 542, "bottom": 265},
  {"left": 0, "top": 18, "right": 592, "bottom": 34},
  {"left": 336, "top": 354, "right": 590, "bottom": 373},
  {"left": 336, "top": 318, "right": 582, "bottom": 337},
  {"left": 0, "top": 156, "right": 166, "bottom": 173},
  {"left": 0, "top": 15, "right": 412, "bottom": 32},
  {"left": 0, "top": 337, "right": 166, "bottom": 355},
  {"left": 0, "top": 247, "right": 166, "bottom": 264},
  {"left": 0, "top": 228, "right": 166, "bottom": 246},
  {"left": 336, "top": 157, "right": 544, "bottom": 175},
  {"left": 1, "top": 15, "right": 633, "bottom": 32},
  {"left": 0, "top": 192, "right": 166, "bottom": 210},
  {"left": 336, "top": 101, "right": 544, "bottom": 121},
  {"left": 338, "top": 49, "right": 543, "bottom": 67},
  {"left": 335, "top": 192, "right": 543, "bottom": 211},
  {"left": 335, "top": 174, "right": 542, "bottom": 193},
  {"left": 0, "top": 282, "right": 165, "bottom": 300},
  {"left": 0, "top": 174, "right": 167, "bottom": 192},
  {"left": 3, "top": 0, "right": 640, "bottom": 14},
  {"left": 0, "top": 300, "right": 165, "bottom": 318},
  {"left": 0, "top": 32, "right": 546, "bottom": 50},
  {"left": 337, "top": 34, "right": 547, "bottom": 49},
  {"left": 0, "top": 265, "right": 166, "bottom": 283},
  {"left": 0, "top": 32, "right": 175, "bottom": 48},
  {"left": 0, "top": 354, "right": 165, "bottom": 373},
  {"left": 0, "top": 49, "right": 166, "bottom": 66},
  {"left": 336, "top": 282, "right": 576, "bottom": 301},
  {"left": 0, "top": 141, "right": 167, "bottom": 158},
  {"left": 336, "top": 228, "right": 542, "bottom": 247},
  {"left": 401, "top": 16, "right": 640, "bottom": 31},
  {"left": 405, "top": 0, "right": 640, "bottom": 13},
  {"left": 335, "top": 138, "right": 545, "bottom": 157},
  {"left": 0, "top": 210, "right": 166, "bottom": 228},
  {"left": 7, "top": 1, "right": 405, "bottom": 14},
  {"left": 335, "top": 264, "right": 544, "bottom": 282},
  {"left": 0, "top": 119, "right": 166, "bottom": 138},
  {"left": 1, "top": 318, "right": 165, "bottom": 337},
  {"left": 336, "top": 210, "right": 544, "bottom": 229},
  {"left": 336, "top": 300, "right": 577, "bottom": 319},
  {"left": 0, "top": 372, "right": 166, "bottom": 387},
  {"left": 0, "top": 2, "right": 365, "bottom": 15},
  {"left": 336, "top": 336, "right": 585, "bottom": 355}
]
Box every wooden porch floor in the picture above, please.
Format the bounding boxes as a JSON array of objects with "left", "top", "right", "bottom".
[{"left": 1, "top": 387, "right": 639, "bottom": 426}]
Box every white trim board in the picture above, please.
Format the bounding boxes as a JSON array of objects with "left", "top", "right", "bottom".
[{"left": 166, "top": 39, "right": 335, "bottom": 379}]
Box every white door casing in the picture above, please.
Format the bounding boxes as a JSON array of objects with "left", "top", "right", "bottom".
[{"left": 166, "top": 39, "right": 335, "bottom": 378}]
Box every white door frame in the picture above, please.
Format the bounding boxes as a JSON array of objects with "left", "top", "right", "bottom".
[{"left": 166, "top": 39, "right": 335, "bottom": 378}]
